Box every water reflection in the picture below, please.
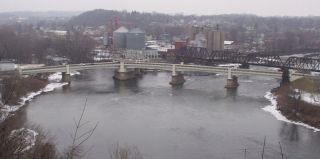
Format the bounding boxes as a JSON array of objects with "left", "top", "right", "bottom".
[
  {"left": 171, "top": 84, "right": 184, "bottom": 90},
  {"left": 62, "top": 84, "right": 71, "bottom": 92},
  {"left": 113, "top": 79, "right": 139, "bottom": 94},
  {"left": 225, "top": 88, "right": 238, "bottom": 100},
  {"left": 280, "top": 123, "right": 300, "bottom": 142}
]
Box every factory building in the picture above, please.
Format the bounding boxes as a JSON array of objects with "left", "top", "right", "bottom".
[
  {"left": 126, "top": 28, "right": 145, "bottom": 50},
  {"left": 112, "top": 26, "right": 146, "bottom": 50},
  {"left": 190, "top": 25, "right": 225, "bottom": 52},
  {"left": 113, "top": 26, "right": 128, "bottom": 49}
]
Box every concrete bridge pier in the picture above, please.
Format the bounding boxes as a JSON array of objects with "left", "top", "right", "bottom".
[
  {"left": 225, "top": 68, "right": 239, "bottom": 89},
  {"left": 114, "top": 62, "right": 135, "bottom": 81},
  {"left": 280, "top": 67, "right": 290, "bottom": 86},
  {"left": 134, "top": 68, "right": 145, "bottom": 77},
  {"left": 170, "top": 64, "right": 185, "bottom": 86},
  {"left": 62, "top": 72, "right": 71, "bottom": 83},
  {"left": 239, "top": 63, "right": 250, "bottom": 69},
  {"left": 62, "top": 65, "right": 71, "bottom": 84}
]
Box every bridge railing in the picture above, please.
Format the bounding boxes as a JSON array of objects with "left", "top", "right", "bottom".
[{"left": 15, "top": 61, "right": 310, "bottom": 79}]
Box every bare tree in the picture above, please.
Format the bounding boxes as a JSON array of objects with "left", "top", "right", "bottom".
[
  {"left": 65, "top": 98, "right": 98, "bottom": 159},
  {"left": 109, "top": 143, "right": 143, "bottom": 159}
]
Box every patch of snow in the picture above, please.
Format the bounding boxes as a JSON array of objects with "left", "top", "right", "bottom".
[
  {"left": 48, "top": 72, "right": 62, "bottom": 82},
  {"left": 93, "top": 57, "right": 113, "bottom": 62},
  {"left": 48, "top": 71, "right": 79, "bottom": 82},
  {"left": 281, "top": 53, "right": 317, "bottom": 58},
  {"left": 299, "top": 91, "right": 320, "bottom": 106},
  {"left": 43, "top": 83, "right": 68, "bottom": 92},
  {"left": 10, "top": 128, "right": 39, "bottom": 152},
  {"left": 262, "top": 92, "right": 320, "bottom": 132},
  {"left": 267, "top": 67, "right": 281, "bottom": 71},
  {"left": 218, "top": 63, "right": 241, "bottom": 68},
  {"left": 311, "top": 72, "right": 320, "bottom": 76}
]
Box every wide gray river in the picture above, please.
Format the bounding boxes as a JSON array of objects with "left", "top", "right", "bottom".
[{"left": 19, "top": 68, "right": 320, "bottom": 159}]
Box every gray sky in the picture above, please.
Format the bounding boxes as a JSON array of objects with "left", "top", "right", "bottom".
[{"left": 1, "top": 0, "right": 320, "bottom": 16}]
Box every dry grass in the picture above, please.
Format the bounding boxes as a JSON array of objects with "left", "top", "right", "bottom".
[
  {"left": 291, "top": 77, "right": 320, "bottom": 93},
  {"left": 109, "top": 143, "right": 143, "bottom": 159},
  {"left": 274, "top": 83, "right": 320, "bottom": 128}
]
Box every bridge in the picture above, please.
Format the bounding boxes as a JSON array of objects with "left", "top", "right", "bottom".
[
  {"left": 17, "top": 61, "right": 311, "bottom": 89},
  {"left": 175, "top": 47, "right": 320, "bottom": 72}
]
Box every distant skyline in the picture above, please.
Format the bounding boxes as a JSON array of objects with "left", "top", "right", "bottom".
[{"left": 1, "top": 0, "right": 320, "bottom": 17}]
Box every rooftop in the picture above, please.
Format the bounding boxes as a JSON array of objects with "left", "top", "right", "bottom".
[
  {"left": 114, "top": 26, "right": 128, "bottom": 33},
  {"left": 128, "top": 28, "right": 145, "bottom": 34}
]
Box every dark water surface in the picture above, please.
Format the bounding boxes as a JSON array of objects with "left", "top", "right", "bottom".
[{"left": 22, "top": 69, "right": 320, "bottom": 159}]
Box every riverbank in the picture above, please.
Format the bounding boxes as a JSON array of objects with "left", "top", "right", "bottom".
[
  {"left": 0, "top": 72, "right": 80, "bottom": 159},
  {"left": 0, "top": 71, "right": 82, "bottom": 123},
  {"left": 263, "top": 77, "right": 320, "bottom": 132},
  {"left": 0, "top": 73, "right": 70, "bottom": 123}
]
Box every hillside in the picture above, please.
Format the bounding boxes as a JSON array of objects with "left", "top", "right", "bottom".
[{"left": 69, "top": 9, "right": 320, "bottom": 49}]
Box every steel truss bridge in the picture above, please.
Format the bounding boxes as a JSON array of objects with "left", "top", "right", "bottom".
[{"left": 175, "top": 47, "right": 320, "bottom": 72}]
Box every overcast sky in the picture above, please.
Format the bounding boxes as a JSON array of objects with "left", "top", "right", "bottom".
[{"left": 1, "top": 0, "right": 320, "bottom": 16}]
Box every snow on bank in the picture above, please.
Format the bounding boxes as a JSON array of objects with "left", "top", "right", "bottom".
[
  {"left": 48, "top": 71, "right": 80, "bottom": 82},
  {"left": 299, "top": 91, "right": 320, "bottom": 106},
  {"left": 0, "top": 71, "right": 79, "bottom": 123},
  {"left": 218, "top": 63, "right": 241, "bottom": 68},
  {"left": 262, "top": 92, "right": 320, "bottom": 132},
  {"left": 10, "top": 128, "right": 39, "bottom": 152}
]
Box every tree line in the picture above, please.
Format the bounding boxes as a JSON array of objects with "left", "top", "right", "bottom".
[
  {"left": 0, "top": 24, "right": 96, "bottom": 64},
  {"left": 69, "top": 10, "right": 320, "bottom": 52}
]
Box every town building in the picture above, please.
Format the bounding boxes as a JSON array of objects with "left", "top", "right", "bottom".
[
  {"left": 112, "top": 26, "right": 146, "bottom": 50},
  {"left": 113, "top": 26, "right": 129, "bottom": 49},
  {"left": 189, "top": 25, "right": 225, "bottom": 52},
  {"left": 126, "top": 28, "right": 145, "bottom": 50}
]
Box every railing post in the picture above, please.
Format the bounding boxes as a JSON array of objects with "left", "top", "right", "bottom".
[
  {"left": 119, "top": 61, "right": 126, "bottom": 73},
  {"left": 172, "top": 64, "right": 177, "bottom": 76},
  {"left": 66, "top": 65, "right": 70, "bottom": 74},
  {"left": 227, "top": 67, "right": 232, "bottom": 79},
  {"left": 17, "top": 64, "right": 22, "bottom": 76}
]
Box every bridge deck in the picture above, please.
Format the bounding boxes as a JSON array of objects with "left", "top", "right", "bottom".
[{"left": 18, "top": 62, "right": 311, "bottom": 79}]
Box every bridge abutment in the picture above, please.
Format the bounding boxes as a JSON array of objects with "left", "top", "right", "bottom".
[
  {"left": 62, "top": 72, "right": 71, "bottom": 84},
  {"left": 225, "top": 68, "right": 239, "bottom": 89},
  {"left": 280, "top": 67, "right": 290, "bottom": 86},
  {"left": 239, "top": 63, "right": 250, "bottom": 69},
  {"left": 225, "top": 76, "right": 239, "bottom": 89},
  {"left": 113, "top": 62, "right": 136, "bottom": 81},
  {"left": 61, "top": 65, "right": 71, "bottom": 84},
  {"left": 169, "top": 65, "right": 185, "bottom": 86},
  {"left": 170, "top": 74, "right": 185, "bottom": 86}
]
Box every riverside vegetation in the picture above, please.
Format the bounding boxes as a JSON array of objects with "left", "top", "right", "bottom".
[{"left": 273, "top": 77, "right": 320, "bottom": 128}]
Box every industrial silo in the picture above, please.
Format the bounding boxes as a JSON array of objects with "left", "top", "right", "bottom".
[
  {"left": 126, "top": 28, "right": 145, "bottom": 50},
  {"left": 113, "top": 26, "right": 128, "bottom": 49}
]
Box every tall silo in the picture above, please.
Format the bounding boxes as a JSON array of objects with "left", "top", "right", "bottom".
[
  {"left": 113, "top": 26, "right": 128, "bottom": 49},
  {"left": 126, "top": 28, "right": 145, "bottom": 50}
]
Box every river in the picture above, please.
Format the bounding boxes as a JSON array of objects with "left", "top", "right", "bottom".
[{"left": 17, "top": 68, "right": 320, "bottom": 159}]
